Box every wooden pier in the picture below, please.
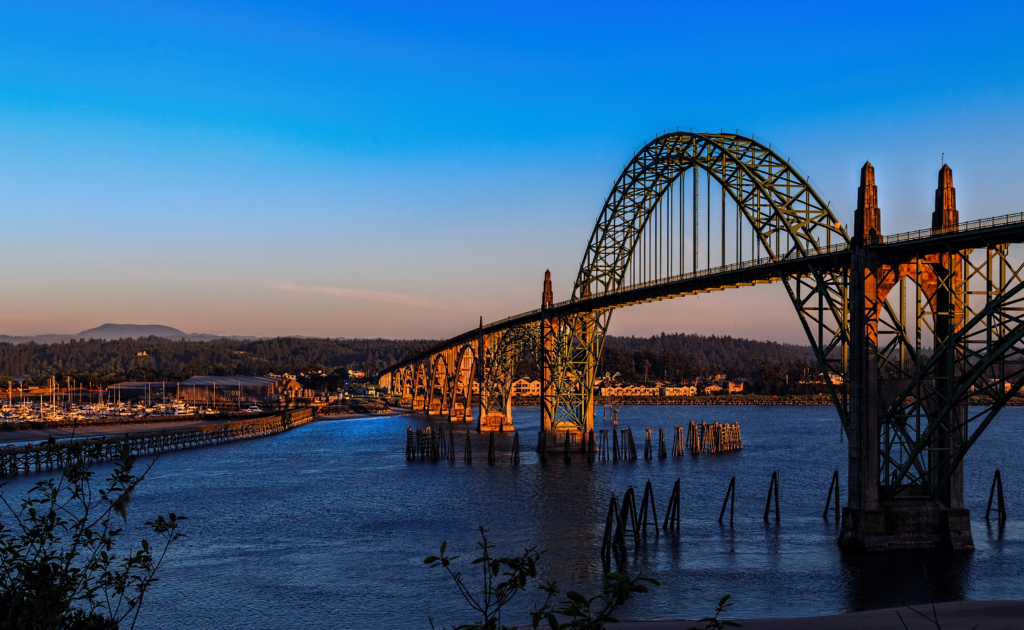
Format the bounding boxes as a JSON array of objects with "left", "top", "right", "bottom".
[{"left": 0, "top": 408, "right": 315, "bottom": 477}]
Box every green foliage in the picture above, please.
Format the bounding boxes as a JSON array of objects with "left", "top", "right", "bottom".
[
  {"left": 0, "top": 439, "right": 186, "bottom": 630},
  {"left": 424, "top": 527, "right": 658, "bottom": 630},
  {"left": 424, "top": 527, "right": 542, "bottom": 630},
  {"left": 688, "top": 595, "right": 741, "bottom": 630},
  {"left": 531, "top": 572, "right": 660, "bottom": 630},
  {"left": 598, "top": 333, "right": 825, "bottom": 392},
  {"left": 0, "top": 337, "right": 432, "bottom": 385}
]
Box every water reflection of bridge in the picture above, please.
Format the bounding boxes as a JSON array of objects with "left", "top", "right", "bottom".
[{"left": 378, "top": 132, "right": 1024, "bottom": 552}]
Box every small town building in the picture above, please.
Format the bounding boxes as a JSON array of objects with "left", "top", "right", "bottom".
[
  {"left": 511, "top": 378, "right": 541, "bottom": 397},
  {"left": 178, "top": 375, "right": 302, "bottom": 404},
  {"left": 703, "top": 383, "right": 724, "bottom": 394},
  {"left": 660, "top": 385, "right": 697, "bottom": 396},
  {"left": 107, "top": 382, "right": 176, "bottom": 400},
  {"left": 600, "top": 385, "right": 659, "bottom": 397}
]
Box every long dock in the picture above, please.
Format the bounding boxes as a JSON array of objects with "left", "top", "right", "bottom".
[{"left": 0, "top": 407, "right": 315, "bottom": 476}]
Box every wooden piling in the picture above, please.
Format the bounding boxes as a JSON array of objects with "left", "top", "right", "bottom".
[
  {"left": 511, "top": 431, "right": 520, "bottom": 464},
  {"left": 487, "top": 432, "right": 496, "bottom": 464},
  {"left": 663, "top": 478, "right": 681, "bottom": 531},
  {"left": 644, "top": 428, "right": 652, "bottom": 459},
  {"left": 601, "top": 493, "right": 628, "bottom": 563},
  {"left": 638, "top": 479, "right": 658, "bottom": 534},
  {"left": 621, "top": 487, "right": 640, "bottom": 546},
  {"left": 986, "top": 468, "right": 1007, "bottom": 523},
  {"left": 464, "top": 432, "right": 472, "bottom": 463},
  {"left": 764, "top": 471, "right": 780, "bottom": 522},
  {"left": 658, "top": 428, "right": 666, "bottom": 458},
  {"left": 823, "top": 470, "right": 840, "bottom": 520},
  {"left": 718, "top": 476, "right": 736, "bottom": 526}
]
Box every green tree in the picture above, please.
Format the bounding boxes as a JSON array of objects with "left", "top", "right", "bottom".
[{"left": 0, "top": 439, "right": 185, "bottom": 629}]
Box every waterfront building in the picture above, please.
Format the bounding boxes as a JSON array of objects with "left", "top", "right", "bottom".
[
  {"left": 599, "top": 384, "right": 659, "bottom": 397},
  {"left": 511, "top": 378, "right": 541, "bottom": 397},
  {"left": 179, "top": 375, "right": 302, "bottom": 404}
]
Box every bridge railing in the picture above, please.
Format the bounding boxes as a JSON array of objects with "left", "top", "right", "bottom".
[
  {"left": 489, "top": 308, "right": 543, "bottom": 328},
  {"left": 879, "top": 211, "right": 1024, "bottom": 245},
  {"left": 548, "top": 241, "right": 851, "bottom": 311}
]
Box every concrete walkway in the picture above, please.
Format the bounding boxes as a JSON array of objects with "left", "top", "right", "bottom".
[
  {"left": 608, "top": 600, "right": 1024, "bottom": 630},
  {"left": 0, "top": 411, "right": 403, "bottom": 446},
  {"left": 0, "top": 420, "right": 224, "bottom": 445}
]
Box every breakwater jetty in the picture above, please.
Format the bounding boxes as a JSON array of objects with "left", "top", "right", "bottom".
[{"left": 0, "top": 408, "right": 315, "bottom": 476}]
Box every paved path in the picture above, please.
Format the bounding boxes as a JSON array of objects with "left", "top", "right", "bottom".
[
  {"left": 607, "top": 600, "right": 1024, "bottom": 630},
  {"left": 0, "top": 420, "right": 227, "bottom": 445},
  {"left": 0, "top": 411, "right": 403, "bottom": 446}
]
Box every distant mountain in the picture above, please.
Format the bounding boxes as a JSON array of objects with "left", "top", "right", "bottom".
[
  {"left": 77, "top": 324, "right": 191, "bottom": 340},
  {"left": 0, "top": 324, "right": 266, "bottom": 345}
]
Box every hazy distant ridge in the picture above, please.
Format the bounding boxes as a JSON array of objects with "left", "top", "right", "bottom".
[{"left": 0, "top": 323, "right": 266, "bottom": 344}]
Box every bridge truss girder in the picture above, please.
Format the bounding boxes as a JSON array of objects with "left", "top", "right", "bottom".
[
  {"left": 479, "top": 324, "right": 539, "bottom": 429},
  {"left": 874, "top": 243, "right": 1024, "bottom": 502},
  {"left": 554, "top": 132, "right": 849, "bottom": 433}
]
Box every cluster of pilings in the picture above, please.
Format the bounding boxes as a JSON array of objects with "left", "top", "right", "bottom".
[
  {"left": 406, "top": 426, "right": 522, "bottom": 465},
  {"left": 678, "top": 420, "right": 742, "bottom": 454},
  {"left": 602, "top": 479, "right": 681, "bottom": 562},
  {"left": 602, "top": 472, "right": 780, "bottom": 561},
  {"left": 0, "top": 408, "right": 315, "bottom": 477},
  {"left": 406, "top": 426, "right": 447, "bottom": 461},
  {"left": 595, "top": 426, "right": 643, "bottom": 461},
  {"left": 415, "top": 422, "right": 742, "bottom": 464}
]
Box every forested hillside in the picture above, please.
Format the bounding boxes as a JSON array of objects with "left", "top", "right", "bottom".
[
  {"left": 0, "top": 337, "right": 433, "bottom": 385},
  {"left": 600, "top": 333, "right": 815, "bottom": 381},
  {"left": 0, "top": 332, "right": 823, "bottom": 394}
]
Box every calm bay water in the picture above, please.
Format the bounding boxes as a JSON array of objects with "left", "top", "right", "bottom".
[{"left": 5, "top": 405, "right": 1023, "bottom": 629}]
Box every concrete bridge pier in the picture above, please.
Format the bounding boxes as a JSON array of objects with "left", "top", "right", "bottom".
[{"left": 839, "top": 162, "right": 974, "bottom": 552}]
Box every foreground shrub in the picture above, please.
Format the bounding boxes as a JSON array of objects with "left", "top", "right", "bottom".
[{"left": 0, "top": 439, "right": 185, "bottom": 630}]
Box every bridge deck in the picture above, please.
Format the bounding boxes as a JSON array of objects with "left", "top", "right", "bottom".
[{"left": 383, "top": 211, "right": 1024, "bottom": 373}]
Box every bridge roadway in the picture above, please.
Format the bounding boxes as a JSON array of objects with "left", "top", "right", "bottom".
[{"left": 385, "top": 210, "right": 1024, "bottom": 374}]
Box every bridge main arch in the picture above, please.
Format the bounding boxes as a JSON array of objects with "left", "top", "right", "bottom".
[{"left": 549, "top": 132, "right": 850, "bottom": 432}]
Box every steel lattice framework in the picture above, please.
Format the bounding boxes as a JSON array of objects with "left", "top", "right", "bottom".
[
  {"left": 875, "top": 243, "right": 1024, "bottom": 500},
  {"left": 480, "top": 324, "right": 539, "bottom": 420},
  {"left": 551, "top": 132, "right": 850, "bottom": 431}
]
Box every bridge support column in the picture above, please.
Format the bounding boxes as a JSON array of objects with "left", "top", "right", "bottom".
[
  {"left": 839, "top": 162, "right": 973, "bottom": 552},
  {"left": 477, "top": 319, "right": 515, "bottom": 432},
  {"left": 540, "top": 270, "right": 555, "bottom": 434}
]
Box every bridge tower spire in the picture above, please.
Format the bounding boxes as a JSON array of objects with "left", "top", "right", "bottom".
[
  {"left": 841, "top": 162, "right": 973, "bottom": 551},
  {"left": 853, "top": 161, "right": 881, "bottom": 247},
  {"left": 933, "top": 164, "right": 958, "bottom": 229}
]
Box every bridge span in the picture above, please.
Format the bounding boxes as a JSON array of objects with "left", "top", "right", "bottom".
[{"left": 378, "top": 131, "right": 1024, "bottom": 552}]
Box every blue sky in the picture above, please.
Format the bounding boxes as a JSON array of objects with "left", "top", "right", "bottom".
[{"left": 1, "top": 1, "right": 1022, "bottom": 342}]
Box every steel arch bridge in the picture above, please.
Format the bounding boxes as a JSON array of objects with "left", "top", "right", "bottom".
[{"left": 378, "top": 131, "right": 1024, "bottom": 551}]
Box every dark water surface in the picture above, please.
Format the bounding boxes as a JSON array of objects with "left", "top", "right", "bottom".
[{"left": 5, "top": 405, "right": 1023, "bottom": 629}]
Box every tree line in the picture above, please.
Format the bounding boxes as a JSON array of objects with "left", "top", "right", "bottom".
[
  {"left": 0, "top": 337, "right": 432, "bottom": 386},
  {"left": 0, "top": 332, "right": 832, "bottom": 395}
]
